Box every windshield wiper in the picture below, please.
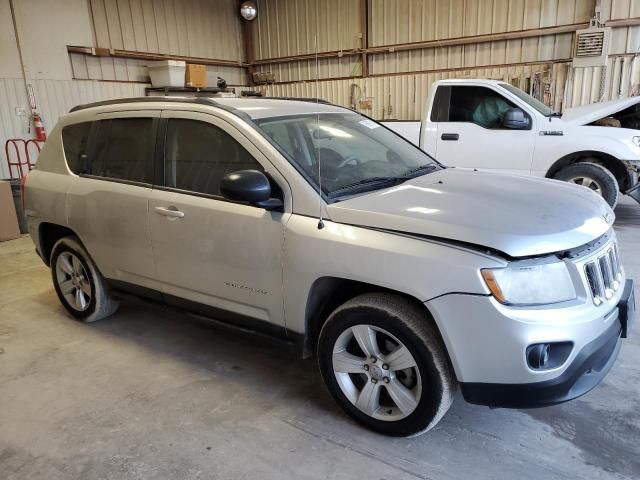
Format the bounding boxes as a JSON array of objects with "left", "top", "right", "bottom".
[
  {"left": 399, "top": 163, "right": 440, "bottom": 178},
  {"left": 328, "top": 164, "right": 440, "bottom": 199},
  {"left": 547, "top": 112, "right": 562, "bottom": 117},
  {"left": 328, "top": 176, "right": 406, "bottom": 198}
]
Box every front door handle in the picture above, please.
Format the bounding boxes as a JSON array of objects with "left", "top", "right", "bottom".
[
  {"left": 154, "top": 206, "right": 185, "bottom": 218},
  {"left": 441, "top": 133, "right": 459, "bottom": 141}
]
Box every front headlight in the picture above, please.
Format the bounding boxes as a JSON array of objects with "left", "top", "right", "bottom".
[
  {"left": 632, "top": 136, "right": 640, "bottom": 148},
  {"left": 481, "top": 260, "right": 576, "bottom": 306}
]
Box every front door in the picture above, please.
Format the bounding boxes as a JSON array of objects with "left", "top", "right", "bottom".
[
  {"left": 433, "top": 85, "right": 536, "bottom": 175},
  {"left": 148, "top": 111, "right": 290, "bottom": 331}
]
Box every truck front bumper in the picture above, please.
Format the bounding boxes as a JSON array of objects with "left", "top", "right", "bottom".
[
  {"left": 626, "top": 182, "right": 640, "bottom": 204},
  {"left": 426, "top": 280, "right": 634, "bottom": 408},
  {"left": 623, "top": 160, "right": 640, "bottom": 203}
]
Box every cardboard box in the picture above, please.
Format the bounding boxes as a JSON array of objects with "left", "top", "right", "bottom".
[
  {"left": 0, "top": 181, "right": 20, "bottom": 242},
  {"left": 185, "top": 64, "right": 207, "bottom": 88}
]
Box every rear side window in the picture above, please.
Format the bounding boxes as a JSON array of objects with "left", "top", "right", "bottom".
[
  {"left": 164, "top": 119, "right": 263, "bottom": 197},
  {"left": 61, "top": 122, "right": 92, "bottom": 174},
  {"left": 89, "top": 118, "right": 156, "bottom": 184}
]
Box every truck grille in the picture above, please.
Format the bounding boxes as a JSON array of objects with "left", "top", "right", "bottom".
[{"left": 584, "top": 243, "right": 622, "bottom": 305}]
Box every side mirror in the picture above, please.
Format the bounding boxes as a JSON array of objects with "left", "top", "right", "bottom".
[
  {"left": 220, "top": 170, "right": 283, "bottom": 211},
  {"left": 312, "top": 129, "right": 332, "bottom": 140},
  {"left": 502, "top": 108, "right": 530, "bottom": 129}
]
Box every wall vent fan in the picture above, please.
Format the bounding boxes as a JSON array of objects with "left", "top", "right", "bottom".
[{"left": 573, "top": 19, "right": 610, "bottom": 67}]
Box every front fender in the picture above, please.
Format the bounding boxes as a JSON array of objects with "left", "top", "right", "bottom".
[{"left": 282, "top": 214, "right": 504, "bottom": 335}]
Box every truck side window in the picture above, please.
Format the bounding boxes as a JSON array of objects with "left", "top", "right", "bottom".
[
  {"left": 164, "top": 119, "right": 263, "bottom": 197},
  {"left": 448, "top": 86, "right": 519, "bottom": 129},
  {"left": 61, "top": 122, "right": 92, "bottom": 174},
  {"left": 89, "top": 118, "right": 156, "bottom": 184}
]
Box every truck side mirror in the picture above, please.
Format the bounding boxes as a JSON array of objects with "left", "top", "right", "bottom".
[{"left": 502, "top": 108, "right": 530, "bottom": 130}]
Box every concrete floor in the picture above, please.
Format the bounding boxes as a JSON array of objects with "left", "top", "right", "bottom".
[{"left": 1, "top": 198, "right": 639, "bottom": 480}]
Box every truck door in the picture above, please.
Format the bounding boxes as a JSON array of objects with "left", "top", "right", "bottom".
[{"left": 430, "top": 85, "right": 536, "bottom": 175}]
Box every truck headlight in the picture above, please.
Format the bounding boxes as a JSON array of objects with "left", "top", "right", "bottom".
[
  {"left": 632, "top": 136, "right": 640, "bottom": 148},
  {"left": 481, "top": 260, "right": 576, "bottom": 306}
]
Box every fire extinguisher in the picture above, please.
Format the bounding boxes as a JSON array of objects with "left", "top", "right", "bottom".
[{"left": 32, "top": 112, "right": 47, "bottom": 141}]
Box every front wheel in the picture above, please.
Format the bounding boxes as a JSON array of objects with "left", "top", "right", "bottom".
[
  {"left": 554, "top": 162, "right": 619, "bottom": 208},
  {"left": 318, "top": 293, "right": 456, "bottom": 437}
]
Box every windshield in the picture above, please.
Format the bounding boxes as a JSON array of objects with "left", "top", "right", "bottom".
[
  {"left": 499, "top": 83, "right": 555, "bottom": 116},
  {"left": 254, "top": 112, "right": 439, "bottom": 198}
]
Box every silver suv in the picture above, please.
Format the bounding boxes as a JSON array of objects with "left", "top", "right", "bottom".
[{"left": 24, "top": 97, "right": 635, "bottom": 437}]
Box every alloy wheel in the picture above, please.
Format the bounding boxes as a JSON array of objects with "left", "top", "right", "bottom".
[
  {"left": 55, "top": 251, "right": 92, "bottom": 311},
  {"left": 568, "top": 176, "right": 603, "bottom": 195},
  {"left": 331, "top": 324, "right": 422, "bottom": 421}
]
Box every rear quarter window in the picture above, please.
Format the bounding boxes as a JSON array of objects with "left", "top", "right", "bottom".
[{"left": 61, "top": 122, "right": 92, "bottom": 174}]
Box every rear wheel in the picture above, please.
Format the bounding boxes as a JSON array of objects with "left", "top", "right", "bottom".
[
  {"left": 50, "top": 236, "right": 119, "bottom": 322},
  {"left": 318, "top": 293, "right": 456, "bottom": 437},
  {"left": 554, "top": 161, "right": 619, "bottom": 208}
]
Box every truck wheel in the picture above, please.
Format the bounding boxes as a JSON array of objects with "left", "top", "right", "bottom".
[
  {"left": 554, "top": 162, "right": 619, "bottom": 208},
  {"left": 50, "top": 236, "right": 119, "bottom": 322},
  {"left": 318, "top": 293, "right": 456, "bottom": 437}
]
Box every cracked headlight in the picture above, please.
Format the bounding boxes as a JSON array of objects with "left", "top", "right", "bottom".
[{"left": 481, "top": 260, "right": 576, "bottom": 306}]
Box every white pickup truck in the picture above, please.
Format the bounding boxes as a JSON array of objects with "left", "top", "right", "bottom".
[{"left": 383, "top": 79, "right": 640, "bottom": 208}]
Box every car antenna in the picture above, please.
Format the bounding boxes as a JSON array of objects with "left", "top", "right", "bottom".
[{"left": 314, "top": 2, "right": 325, "bottom": 230}]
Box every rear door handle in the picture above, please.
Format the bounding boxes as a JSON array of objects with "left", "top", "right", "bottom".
[
  {"left": 441, "top": 133, "right": 459, "bottom": 141},
  {"left": 154, "top": 206, "right": 185, "bottom": 218}
]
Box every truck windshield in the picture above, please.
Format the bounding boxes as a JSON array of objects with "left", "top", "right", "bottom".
[
  {"left": 254, "top": 112, "right": 439, "bottom": 198},
  {"left": 499, "top": 83, "right": 555, "bottom": 116}
]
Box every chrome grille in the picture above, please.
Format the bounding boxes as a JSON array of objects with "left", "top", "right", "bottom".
[{"left": 584, "top": 242, "right": 622, "bottom": 305}]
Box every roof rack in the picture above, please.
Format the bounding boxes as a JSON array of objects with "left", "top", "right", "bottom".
[
  {"left": 69, "top": 96, "right": 220, "bottom": 113},
  {"left": 68, "top": 95, "right": 332, "bottom": 114},
  {"left": 257, "top": 96, "right": 331, "bottom": 104}
]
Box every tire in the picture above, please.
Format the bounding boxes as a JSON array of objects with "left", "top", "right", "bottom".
[
  {"left": 50, "top": 236, "right": 119, "bottom": 322},
  {"left": 318, "top": 293, "right": 456, "bottom": 437},
  {"left": 554, "top": 161, "right": 620, "bottom": 208}
]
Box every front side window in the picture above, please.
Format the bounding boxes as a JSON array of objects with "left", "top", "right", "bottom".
[
  {"left": 448, "top": 86, "right": 519, "bottom": 129},
  {"left": 89, "top": 118, "right": 155, "bottom": 183},
  {"left": 255, "top": 113, "right": 439, "bottom": 198},
  {"left": 164, "top": 119, "right": 263, "bottom": 196}
]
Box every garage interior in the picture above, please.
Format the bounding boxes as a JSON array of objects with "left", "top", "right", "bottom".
[{"left": 1, "top": 0, "right": 640, "bottom": 479}]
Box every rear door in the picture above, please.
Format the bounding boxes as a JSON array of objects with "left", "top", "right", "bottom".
[
  {"left": 148, "top": 110, "right": 290, "bottom": 331},
  {"left": 431, "top": 85, "right": 536, "bottom": 174},
  {"left": 66, "top": 111, "right": 159, "bottom": 288}
]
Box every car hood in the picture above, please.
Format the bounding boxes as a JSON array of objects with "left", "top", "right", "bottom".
[
  {"left": 561, "top": 96, "right": 640, "bottom": 125},
  {"left": 326, "top": 169, "right": 613, "bottom": 258}
]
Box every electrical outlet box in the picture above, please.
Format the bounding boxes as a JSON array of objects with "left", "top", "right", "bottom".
[{"left": 15, "top": 107, "right": 26, "bottom": 116}]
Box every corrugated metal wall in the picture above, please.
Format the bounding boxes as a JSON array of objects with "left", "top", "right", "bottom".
[
  {"left": 89, "top": 0, "right": 244, "bottom": 60},
  {"left": 257, "top": 62, "right": 569, "bottom": 119},
  {"left": 566, "top": 0, "right": 640, "bottom": 106},
  {"left": 80, "top": 0, "right": 247, "bottom": 84},
  {"left": 251, "top": 0, "right": 639, "bottom": 120},
  {"left": 253, "top": 0, "right": 362, "bottom": 58},
  {"left": 253, "top": 0, "right": 596, "bottom": 82},
  {"left": 369, "top": 0, "right": 594, "bottom": 44}
]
